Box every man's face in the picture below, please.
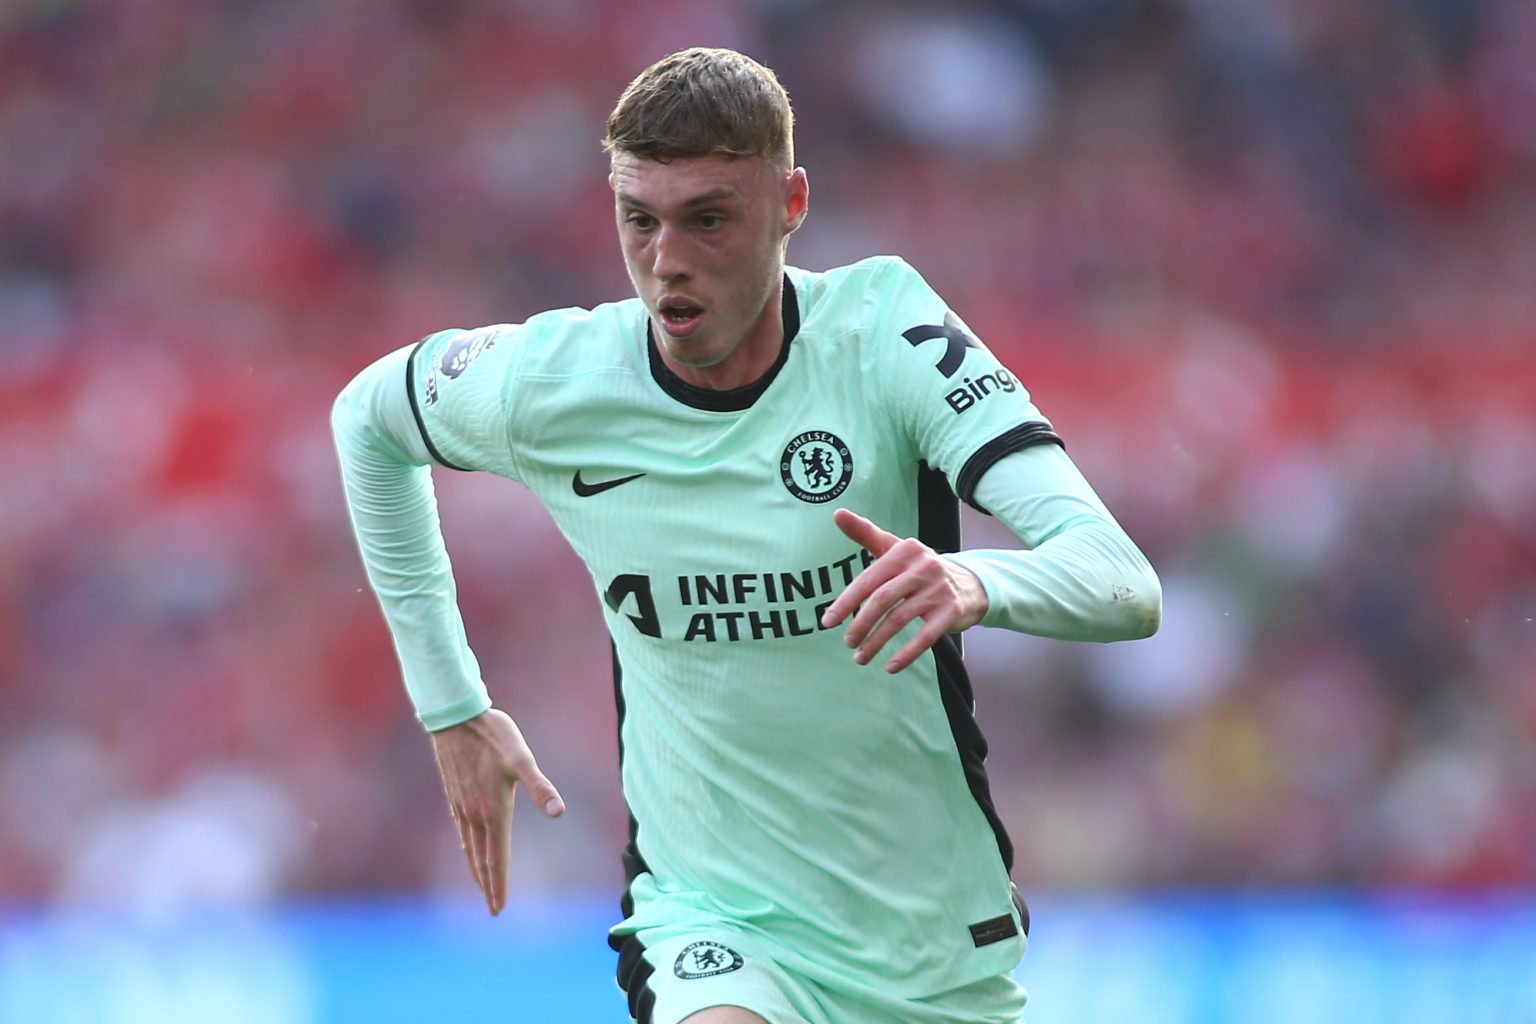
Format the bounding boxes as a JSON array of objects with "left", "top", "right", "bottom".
[{"left": 611, "top": 152, "right": 807, "bottom": 389}]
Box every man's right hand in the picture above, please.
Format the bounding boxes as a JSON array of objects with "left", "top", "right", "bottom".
[{"left": 429, "top": 708, "right": 565, "bottom": 915}]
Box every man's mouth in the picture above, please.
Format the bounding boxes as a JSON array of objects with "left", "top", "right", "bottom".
[{"left": 661, "top": 302, "right": 703, "bottom": 325}]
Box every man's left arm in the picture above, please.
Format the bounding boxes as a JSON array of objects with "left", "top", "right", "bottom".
[
  {"left": 823, "top": 443, "right": 1160, "bottom": 671},
  {"left": 946, "top": 442, "right": 1161, "bottom": 641},
  {"left": 823, "top": 256, "right": 1159, "bottom": 669}
]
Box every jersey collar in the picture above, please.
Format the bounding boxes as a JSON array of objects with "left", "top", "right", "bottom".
[{"left": 647, "top": 275, "right": 801, "bottom": 412}]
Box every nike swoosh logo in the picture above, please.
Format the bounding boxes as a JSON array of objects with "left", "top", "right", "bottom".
[{"left": 572, "top": 470, "right": 646, "bottom": 497}]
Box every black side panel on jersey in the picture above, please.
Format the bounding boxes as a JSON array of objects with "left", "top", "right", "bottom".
[
  {"left": 955, "top": 421, "right": 1063, "bottom": 514},
  {"left": 609, "top": 640, "right": 659, "bottom": 1020},
  {"left": 405, "top": 336, "right": 470, "bottom": 472},
  {"left": 917, "top": 462, "right": 1015, "bottom": 872},
  {"left": 609, "top": 641, "right": 652, "bottom": 921}
]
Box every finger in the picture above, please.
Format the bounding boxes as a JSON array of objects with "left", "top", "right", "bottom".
[
  {"left": 821, "top": 550, "right": 906, "bottom": 629},
  {"left": 492, "top": 715, "right": 564, "bottom": 817},
  {"left": 452, "top": 807, "right": 483, "bottom": 897},
  {"left": 487, "top": 792, "right": 512, "bottom": 916},
  {"left": 844, "top": 574, "right": 916, "bottom": 650},
  {"left": 466, "top": 816, "right": 491, "bottom": 914},
  {"left": 514, "top": 762, "right": 566, "bottom": 818},
  {"left": 854, "top": 592, "right": 924, "bottom": 666},
  {"left": 883, "top": 618, "right": 950, "bottom": 674},
  {"left": 833, "top": 508, "right": 900, "bottom": 556}
]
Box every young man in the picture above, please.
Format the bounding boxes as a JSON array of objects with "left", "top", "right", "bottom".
[{"left": 333, "top": 47, "right": 1159, "bottom": 1024}]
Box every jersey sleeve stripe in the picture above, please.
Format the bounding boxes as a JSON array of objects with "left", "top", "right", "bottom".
[
  {"left": 955, "top": 421, "right": 1064, "bottom": 513},
  {"left": 405, "top": 336, "right": 471, "bottom": 472}
]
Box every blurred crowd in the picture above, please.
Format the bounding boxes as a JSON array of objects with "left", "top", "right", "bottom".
[{"left": 2, "top": 0, "right": 1533, "bottom": 915}]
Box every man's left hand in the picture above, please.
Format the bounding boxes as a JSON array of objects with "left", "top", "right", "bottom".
[{"left": 820, "top": 508, "right": 989, "bottom": 673}]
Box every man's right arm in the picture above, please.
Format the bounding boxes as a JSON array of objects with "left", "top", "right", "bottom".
[
  {"left": 330, "top": 344, "right": 492, "bottom": 730},
  {"left": 332, "top": 344, "right": 565, "bottom": 916}
]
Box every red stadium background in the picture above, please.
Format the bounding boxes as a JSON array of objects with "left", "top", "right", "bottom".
[{"left": 1, "top": 1, "right": 1533, "bottom": 1018}]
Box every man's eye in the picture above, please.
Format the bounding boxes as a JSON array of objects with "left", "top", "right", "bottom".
[
  {"left": 627, "top": 214, "right": 655, "bottom": 229},
  {"left": 697, "top": 214, "right": 723, "bottom": 229}
]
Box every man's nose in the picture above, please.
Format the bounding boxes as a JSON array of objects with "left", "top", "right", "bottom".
[{"left": 651, "top": 224, "right": 689, "bottom": 280}]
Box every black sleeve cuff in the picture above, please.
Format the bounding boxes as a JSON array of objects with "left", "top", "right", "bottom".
[{"left": 955, "top": 421, "right": 1064, "bottom": 514}]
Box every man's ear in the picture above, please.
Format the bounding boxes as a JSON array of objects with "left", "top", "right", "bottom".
[{"left": 784, "top": 166, "right": 809, "bottom": 234}]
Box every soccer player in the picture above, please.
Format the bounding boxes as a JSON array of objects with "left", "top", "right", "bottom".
[{"left": 332, "top": 47, "right": 1160, "bottom": 1024}]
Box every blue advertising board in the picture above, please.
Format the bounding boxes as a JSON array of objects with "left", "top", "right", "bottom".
[{"left": 2, "top": 892, "right": 1533, "bottom": 1023}]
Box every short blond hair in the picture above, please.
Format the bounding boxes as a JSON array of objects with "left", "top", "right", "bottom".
[{"left": 603, "top": 47, "right": 794, "bottom": 166}]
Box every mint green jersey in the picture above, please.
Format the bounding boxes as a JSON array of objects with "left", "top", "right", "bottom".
[{"left": 405, "top": 256, "right": 1056, "bottom": 995}]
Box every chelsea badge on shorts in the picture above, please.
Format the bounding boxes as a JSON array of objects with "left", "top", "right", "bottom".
[
  {"left": 674, "top": 940, "right": 745, "bottom": 979},
  {"left": 780, "top": 430, "right": 852, "bottom": 504}
]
